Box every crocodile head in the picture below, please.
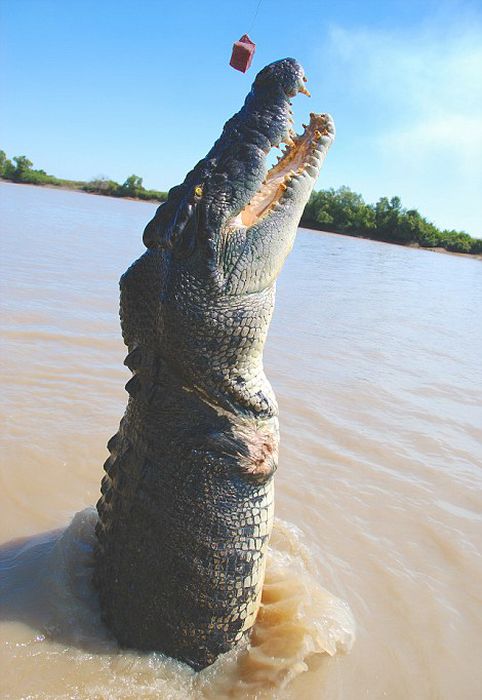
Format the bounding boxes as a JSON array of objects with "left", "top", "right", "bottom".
[{"left": 143, "top": 58, "right": 335, "bottom": 294}]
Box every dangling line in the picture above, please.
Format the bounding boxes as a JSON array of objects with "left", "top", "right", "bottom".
[{"left": 249, "top": 0, "right": 263, "bottom": 33}]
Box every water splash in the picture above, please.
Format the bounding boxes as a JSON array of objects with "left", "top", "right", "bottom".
[{"left": 0, "top": 509, "right": 355, "bottom": 699}]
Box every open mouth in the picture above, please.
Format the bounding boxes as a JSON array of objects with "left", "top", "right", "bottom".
[{"left": 229, "top": 111, "right": 334, "bottom": 230}]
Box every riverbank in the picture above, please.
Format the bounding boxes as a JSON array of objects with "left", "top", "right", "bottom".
[
  {"left": 301, "top": 189, "right": 482, "bottom": 256},
  {"left": 0, "top": 178, "right": 482, "bottom": 260},
  {"left": 1, "top": 178, "right": 163, "bottom": 203},
  {"left": 0, "top": 173, "right": 167, "bottom": 203},
  {"left": 299, "top": 216, "right": 482, "bottom": 260}
]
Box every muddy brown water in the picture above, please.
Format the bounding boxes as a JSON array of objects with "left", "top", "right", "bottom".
[{"left": 1, "top": 182, "right": 481, "bottom": 699}]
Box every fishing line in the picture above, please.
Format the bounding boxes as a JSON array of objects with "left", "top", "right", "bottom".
[{"left": 248, "top": 0, "right": 263, "bottom": 33}]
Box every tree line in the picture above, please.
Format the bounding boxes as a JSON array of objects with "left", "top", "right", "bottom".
[
  {"left": 1, "top": 150, "right": 480, "bottom": 255},
  {"left": 0, "top": 151, "right": 168, "bottom": 202},
  {"left": 301, "top": 187, "right": 481, "bottom": 255}
]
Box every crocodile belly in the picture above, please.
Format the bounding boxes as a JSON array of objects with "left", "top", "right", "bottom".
[{"left": 94, "top": 419, "right": 275, "bottom": 670}]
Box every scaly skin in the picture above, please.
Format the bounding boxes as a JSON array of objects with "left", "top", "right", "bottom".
[{"left": 94, "top": 58, "right": 335, "bottom": 670}]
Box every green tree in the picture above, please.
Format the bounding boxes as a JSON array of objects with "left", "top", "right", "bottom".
[
  {"left": 83, "top": 177, "right": 120, "bottom": 196},
  {"left": 303, "top": 190, "right": 335, "bottom": 227},
  {"left": 303, "top": 187, "right": 375, "bottom": 235},
  {"left": 329, "top": 187, "right": 375, "bottom": 234},
  {"left": 120, "top": 174, "right": 144, "bottom": 196},
  {"left": 443, "top": 230, "right": 473, "bottom": 253},
  {"left": 13, "top": 155, "right": 34, "bottom": 180},
  {"left": 374, "top": 196, "right": 403, "bottom": 241},
  {"left": 470, "top": 238, "right": 482, "bottom": 254},
  {"left": 0, "top": 150, "right": 7, "bottom": 176},
  {"left": 0, "top": 150, "right": 15, "bottom": 178}
]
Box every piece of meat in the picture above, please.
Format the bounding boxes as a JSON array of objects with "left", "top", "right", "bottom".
[{"left": 230, "top": 34, "right": 256, "bottom": 73}]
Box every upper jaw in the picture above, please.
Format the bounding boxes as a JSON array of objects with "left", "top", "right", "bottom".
[
  {"left": 142, "top": 59, "right": 334, "bottom": 254},
  {"left": 219, "top": 61, "right": 335, "bottom": 232}
]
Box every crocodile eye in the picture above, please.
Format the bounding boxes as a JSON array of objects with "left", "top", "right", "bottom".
[{"left": 194, "top": 185, "right": 203, "bottom": 199}]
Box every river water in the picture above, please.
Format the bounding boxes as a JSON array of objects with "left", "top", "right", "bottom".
[{"left": 0, "top": 182, "right": 481, "bottom": 699}]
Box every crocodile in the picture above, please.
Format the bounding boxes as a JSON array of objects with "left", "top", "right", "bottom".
[{"left": 93, "top": 58, "right": 335, "bottom": 671}]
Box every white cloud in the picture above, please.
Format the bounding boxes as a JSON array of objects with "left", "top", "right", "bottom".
[
  {"left": 321, "top": 17, "right": 482, "bottom": 235},
  {"left": 381, "top": 114, "right": 482, "bottom": 176},
  {"left": 329, "top": 22, "right": 482, "bottom": 115}
]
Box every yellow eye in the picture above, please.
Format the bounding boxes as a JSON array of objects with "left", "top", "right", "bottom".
[{"left": 194, "top": 185, "right": 203, "bottom": 198}]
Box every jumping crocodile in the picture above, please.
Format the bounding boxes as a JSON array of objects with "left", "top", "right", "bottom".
[{"left": 94, "top": 58, "right": 335, "bottom": 670}]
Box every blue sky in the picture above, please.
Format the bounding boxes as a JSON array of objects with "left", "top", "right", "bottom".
[{"left": 1, "top": 0, "right": 481, "bottom": 236}]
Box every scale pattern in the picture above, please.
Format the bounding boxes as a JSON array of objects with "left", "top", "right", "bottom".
[{"left": 94, "top": 249, "right": 279, "bottom": 670}]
